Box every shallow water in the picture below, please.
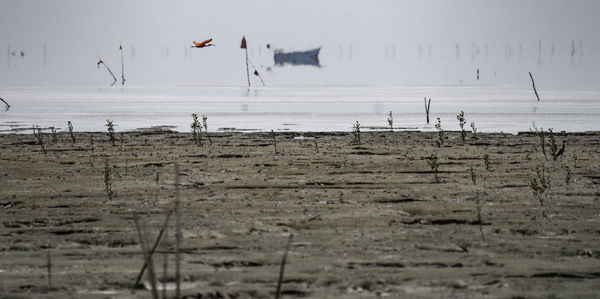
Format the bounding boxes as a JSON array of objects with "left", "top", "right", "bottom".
[{"left": 1, "top": 85, "right": 599, "bottom": 133}]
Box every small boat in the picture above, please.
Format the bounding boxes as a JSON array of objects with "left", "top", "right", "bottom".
[{"left": 274, "top": 47, "right": 321, "bottom": 67}]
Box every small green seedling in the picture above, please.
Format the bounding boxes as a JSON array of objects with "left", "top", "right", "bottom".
[
  {"left": 564, "top": 165, "right": 571, "bottom": 186},
  {"left": 190, "top": 113, "right": 202, "bottom": 146},
  {"left": 105, "top": 119, "right": 116, "bottom": 146},
  {"left": 470, "top": 122, "right": 478, "bottom": 140},
  {"left": 426, "top": 154, "right": 440, "bottom": 183},
  {"left": 202, "top": 115, "right": 212, "bottom": 146},
  {"left": 435, "top": 118, "right": 444, "bottom": 147},
  {"left": 530, "top": 164, "right": 551, "bottom": 216},
  {"left": 533, "top": 124, "right": 547, "bottom": 160},
  {"left": 484, "top": 154, "right": 491, "bottom": 171}
]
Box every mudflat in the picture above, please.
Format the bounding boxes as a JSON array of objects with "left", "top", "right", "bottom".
[{"left": 1, "top": 129, "right": 599, "bottom": 298}]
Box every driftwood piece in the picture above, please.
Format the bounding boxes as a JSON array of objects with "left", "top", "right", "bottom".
[
  {"left": 97, "top": 56, "right": 117, "bottom": 86},
  {"left": 0, "top": 97, "right": 10, "bottom": 111},
  {"left": 529, "top": 72, "right": 540, "bottom": 101}
]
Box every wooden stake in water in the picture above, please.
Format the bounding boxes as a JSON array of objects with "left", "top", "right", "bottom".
[
  {"left": 424, "top": 98, "right": 431, "bottom": 124},
  {"left": 241, "top": 36, "right": 250, "bottom": 87},
  {"left": 0, "top": 97, "right": 10, "bottom": 111},
  {"left": 120, "top": 43, "right": 126, "bottom": 86},
  {"left": 97, "top": 57, "right": 117, "bottom": 86},
  {"left": 529, "top": 72, "right": 540, "bottom": 101}
]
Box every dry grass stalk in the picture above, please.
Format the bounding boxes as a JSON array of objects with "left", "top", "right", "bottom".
[
  {"left": 174, "top": 164, "right": 181, "bottom": 299},
  {"left": 134, "top": 215, "right": 159, "bottom": 299},
  {"left": 134, "top": 209, "right": 173, "bottom": 288},
  {"left": 275, "top": 234, "right": 294, "bottom": 299}
]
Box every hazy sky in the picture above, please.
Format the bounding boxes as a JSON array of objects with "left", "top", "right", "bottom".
[{"left": 1, "top": 0, "right": 599, "bottom": 87}]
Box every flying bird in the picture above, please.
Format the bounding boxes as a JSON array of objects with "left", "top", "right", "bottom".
[{"left": 191, "top": 39, "right": 215, "bottom": 48}]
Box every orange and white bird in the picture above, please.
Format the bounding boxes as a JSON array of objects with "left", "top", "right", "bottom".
[{"left": 191, "top": 39, "right": 215, "bottom": 48}]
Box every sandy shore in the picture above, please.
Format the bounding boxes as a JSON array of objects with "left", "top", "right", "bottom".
[{"left": 1, "top": 129, "right": 599, "bottom": 298}]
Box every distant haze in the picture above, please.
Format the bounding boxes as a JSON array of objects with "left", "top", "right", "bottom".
[{"left": 1, "top": 0, "right": 599, "bottom": 88}]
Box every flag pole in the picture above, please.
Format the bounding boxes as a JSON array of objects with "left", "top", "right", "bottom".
[{"left": 241, "top": 36, "right": 250, "bottom": 87}]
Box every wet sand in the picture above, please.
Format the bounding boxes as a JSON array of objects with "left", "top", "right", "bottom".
[{"left": 1, "top": 129, "right": 599, "bottom": 298}]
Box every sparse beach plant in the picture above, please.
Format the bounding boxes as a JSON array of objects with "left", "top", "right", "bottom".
[
  {"left": 271, "top": 130, "right": 277, "bottom": 153},
  {"left": 484, "top": 154, "right": 491, "bottom": 171},
  {"left": 435, "top": 118, "right": 443, "bottom": 147},
  {"left": 564, "top": 165, "right": 571, "bottom": 186},
  {"left": 119, "top": 132, "right": 125, "bottom": 149},
  {"left": 457, "top": 111, "right": 466, "bottom": 145},
  {"left": 547, "top": 128, "right": 564, "bottom": 161},
  {"left": 476, "top": 196, "right": 484, "bottom": 240},
  {"left": 470, "top": 122, "right": 478, "bottom": 140},
  {"left": 470, "top": 166, "right": 476, "bottom": 185},
  {"left": 533, "top": 124, "right": 547, "bottom": 160},
  {"left": 105, "top": 119, "right": 116, "bottom": 146},
  {"left": 202, "top": 115, "right": 212, "bottom": 146},
  {"left": 50, "top": 126, "right": 57, "bottom": 144},
  {"left": 426, "top": 153, "right": 440, "bottom": 183},
  {"left": 353, "top": 121, "right": 361, "bottom": 144},
  {"left": 90, "top": 135, "right": 95, "bottom": 159},
  {"left": 104, "top": 159, "right": 113, "bottom": 201},
  {"left": 190, "top": 113, "right": 202, "bottom": 146},
  {"left": 67, "top": 121, "right": 76, "bottom": 143},
  {"left": 530, "top": 164, "right": 550, "bottom": 212},
  {"left": 33, "top": 126, "right": 47, "bottom": 155},
  {"left": 387, "top": 111, "right": 393, "bottom": 132}
]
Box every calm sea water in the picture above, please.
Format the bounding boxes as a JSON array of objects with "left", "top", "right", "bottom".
[{"left": 1, "top": 85, "right": 599, "bottom": 133}]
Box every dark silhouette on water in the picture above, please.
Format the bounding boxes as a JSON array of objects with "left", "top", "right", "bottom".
[{"left": 274, "top": 47, "right": 321, "bottom": 67}]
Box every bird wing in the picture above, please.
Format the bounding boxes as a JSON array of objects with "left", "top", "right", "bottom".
[{"left": 198, "top": 39, "right": 212, "bottom": 47}]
